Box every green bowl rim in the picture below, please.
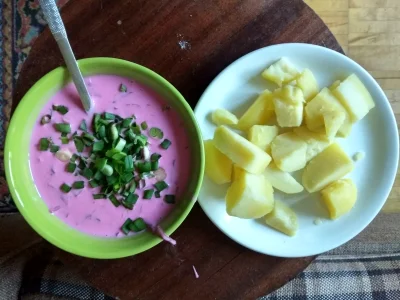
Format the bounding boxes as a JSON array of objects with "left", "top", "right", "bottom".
[{"left": 4, "top": 57, "right": 205, "bottom": 258}]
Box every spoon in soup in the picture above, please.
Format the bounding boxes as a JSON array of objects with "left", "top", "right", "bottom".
[{"left": 39, "top": 0, "right": 92, "bottom": 112}]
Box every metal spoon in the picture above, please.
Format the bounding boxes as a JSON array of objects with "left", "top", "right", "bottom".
[{"left": 39, "top": 0, "right": 92, "bottom": 112}]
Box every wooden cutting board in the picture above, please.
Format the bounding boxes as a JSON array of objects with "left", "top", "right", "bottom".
[{"left": 14, "top": 0, "right": 342, "bottom": 299}]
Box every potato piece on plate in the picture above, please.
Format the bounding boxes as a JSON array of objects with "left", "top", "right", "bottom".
[
  {"left": 237, "top": 90, "right": 274, "bottom": 131},
  {"left": 263, "top": 163, "right": 304, "bottom": 194},
  {"left": 305, "top": 88, "right": 351, "bottom": 138},
  {"left": 204, "top": 140, "right": 233, "bottom": 184},
  {"left": 295, "top": 68, "right": 319, "bottom": 102},
  {"left": 261, "top": 58, "right": 300, "bottom": 86},
  {"left": 248, "top": 125, "right": 279, "bottom": 152},
  {"left": 213, "top": 126, "right": 271, "bottom": 174},
  {"left": 293, "top": 126, "right": 331, "bottom": 162},
  {"left": 211, "top": 109, "right": 238, "bottom": 126},
  {"left": 271, "top": 132, "right": 307, "bottom": 172},
  {"left": 226, "top": 169, "right": 274, "bottom": 219},
  {"left": 332, "top": 74, "right": 375, "bottom": 122},
  {"left": 329, "top": 80, "right": 341, "bottom": 91},
  {"left": 302, "top": 143, "right": 354, "bottom": 193},
  {"left": 264, "top": 200, "right": 298, "bottom": 236},
  {"left": 273, "top": 85, "right": 304, "bottom": 127},
  {"left": 321, "top": 179, "right": 357, "bottom": 219}
]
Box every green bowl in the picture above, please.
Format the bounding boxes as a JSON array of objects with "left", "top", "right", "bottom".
[{"left": 5, "top": 57, "right": 204, "bottom": 259}]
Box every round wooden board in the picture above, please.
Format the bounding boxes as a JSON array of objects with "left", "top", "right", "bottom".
[{"left": 14, "top": 0, "right": 343, "bottom": 299}]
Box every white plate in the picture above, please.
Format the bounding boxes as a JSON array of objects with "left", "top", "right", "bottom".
[{"left": 194, "top": 43, "right": 399, "bottom": 257}]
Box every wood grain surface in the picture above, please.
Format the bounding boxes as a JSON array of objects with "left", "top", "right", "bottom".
[
  {"left": 12, "top": 0, "right": 351, "bottom": 299},
  {"left": 306, "top": 0, "right": 400, "bottom": 215}
]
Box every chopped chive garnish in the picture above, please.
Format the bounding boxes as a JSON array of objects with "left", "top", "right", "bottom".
[
  {"left": 89, "top": 180, "right": 99, "bottom": 188},
  {"left": 66, "top": 162, "right": 77, "bottom": 173},
  {"left": 129, "top": 218, "right": 147, "bottom": 232},
  {"left": 124, "top": 155, "right": 134, "bottom": 171},
  {"left": 41, "top": 115, "right": 51, "bottom": 124},
  {"left": 70, "top": 154, "right": 79, "bottom": 162},
  {"left": 136, "top": 161, "right": 151, "bottom": 173},
  {"left": 108, "top": 194, "right": 120, "bottom": 207},
  {"left": 54, "top": 123, "right": 71, "bottom": 133},
  {"left": 143, "top": 189, "right": 154, "bottom": 199},
  {"left": 141, "top": 122, "right": 148, "bottom": 130},
  {"left": 119, "top": 84, "right": 127, "bottom": 93},
  {"left": 60, "top": 183, "right": 72, "bottom": 193},
  {"left": 109, "top": 124, "right": 118, "bottom": 141},
  {"left": 93, "top": 193, "right": 106, "bottom": 199},
  {"left": 72, "top": 181, "right": 84, "bottom": 189},
  {"left": 164, "top": 194, "right": 176, "bottom": 204},
  {"left": 122, "top": 118, "right": 132, "bottom": 128},
  {"left": 125, "top": 193, "right": 139, "bottom": 204},
  {"left": 154, "top": 181, "right": 168, "bottom": 192},
  {"left": 121, "top": 172, "right": 134, "bottom": 183},
  {"left": 121, "top": 218, "right": 132, "bottom": 234},
  {"left": 73, "top": 137, "right": 84, "bottom": 152},
  {"left": 92, "top": 140, "right": 105, "bottom": 152},
  {"left": 52, "top": 105, "right": 69, "bottom": 115},
  {"left": 151, "top": 153, "right": 161, "bottom": 161},
  {"left": 104, "top": 112, "right": 116, "bottom": 120},
  {"left": 126, "top": 129, "right": 135, "bottom": 142},
  {"left": 82, "top": 132, "right": 95, "bottom": 142},
  {"left": 149, "top": 127, "right": 163, "bottom": 139},
  {"left": 160, "top": 139, "right": 171, "bottom": 149},
  {"left": 128, "top": 181, "right": 136, "bottom": 193},
  {"left": 132, "top": 124, "right": 141, "bottom": 135},
  {"left": 115, "top": 138, "right": 127, "bottom": 151},
  {"left": 155, "top": 191, "right": 161, "bottom": 198},
  {"left": 98, "top": 125, "right": 106, "bottom": 138},
  {"left": 151, "top": 160, "right": 159, "bottom": 171},
  {"left": 81, "top": 168, "right": 93, "bottom": 179},
  {"left": 122, "top": 200, "right": 133, "bottom": 210},
  {"left": 61, "top": 137, "right": 69, "bottom": 144},
  {"left": 50, "top": 144, "right": 60, "bottom": 153},
  {"left": 101, "top": 164, "right": 114, "bottom": 176},
  {"left": 79, "top": 120, "right": 88, "bottom": 131},
  {"left": 106, "top": 175, "right": 118, "bottom": 185},
  {"left": 39, "top": 138, "right": 50, "bottom": 151}
]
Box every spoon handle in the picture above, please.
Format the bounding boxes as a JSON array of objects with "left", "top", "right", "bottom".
[{"left": 39, "top": 0, "right": 92, "bottom": 112}]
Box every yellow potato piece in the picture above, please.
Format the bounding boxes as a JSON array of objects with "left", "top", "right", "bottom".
[
  {"left": 247, "top": 125, "right": 279, "bottom": 151},
  {"left": 263, "top": 163, "right": 304, "bottom": 194},
  {"left": 305, "top": 88, "right": 352, "bottom": 138},
  {"left": 332, "top": 74, "right": 375, "bottom": 122},
  {"left": 237, "top": 90, "right": 274, "bottom": 131},
  {"left": 302, "top": 143, "right": 354, "bottom": 193},
  {"left": 271, "top": 132, "right": 307, "bottom": 172},
  {"left": 264, "top": 200, "right": 298, "bottom": 236},
  {"left": 321, "top": 179, "right": 357, "bottom": 219},
  {"left": 293, "top": 126, "right": 331, "bottom": 162},
  {"left": 211, "top": 109, "right": 238, "bottom": 126},
  {"left": 329, "top": 80, "right": 341, "bottom": 91},
  {"left": 226, "top": 170, "right": 274, "bottom": 219},
  {"left": 261, "top": 57, "right": 300, "bottom": 86},
  {"left": 213, "top": 126, "right": 271, "bottom": 174},
  {"left": 295, "top": 69, "right": 319, "bottom": 102},
  {"left": 204, "top": 140, "right": 233, "bottom": 185},
  {"left": 273, "top": 85, "right": 304, "bottom": 127}
]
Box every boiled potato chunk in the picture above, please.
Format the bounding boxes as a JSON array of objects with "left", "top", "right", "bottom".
[
  {"left": 293, "top": 126, "right": 331, "bottom": 162},
  {"left": 295, "top": 69, "right": 319, "bottom": 102},
  {"left": 248, "top": 125, "right": 279, "bottom": 151},
  {"left": 204, "top": 140, "right": 233, "bottom": 184},
  {"left": 226, "top": 170, "right": 274, "bottom": 218},
  {"left": 263, "top": 163, "right": 304, "bottom": 194},
  {"left": 302, "top": 143, "right": 354, "bottom": 193},
  {"left": 329, "top": 80, "right": 341, "bottom": 91},
  {"left": 321, "top": 179, "right": 357, "bottom": 219},
  {"left": 237, "top": 90, "right": 274, "bottom": 131},
  {"left": 332, "top": 74, "right": 375, "bottom": 122},
  {"left": 261, "top": 58, "right": 300, "bottom": 86},
  {"left": 211, "top": 109, "right": 238, "bottom": 126},
  {"left": 213, "top": 126, "right": 271, "bottom": 174},
  {"left": 273, "top": 86, "right": 304, "bottom": 127},
  {"left": 305, "top": 88, "right": 352, "bottom": 138},
  {"left": 271, "top": 132, "right": 307, "bottom": 172},
  {"left": 264, "top": 200, "right": 298, "bottom": 236}
]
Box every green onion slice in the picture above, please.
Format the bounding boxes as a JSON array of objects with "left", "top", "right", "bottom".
[
  {"left": 143, "top": 189, "right": 154, "bottom": 199},
  {"left": 160, "top": 139, "right": 171, "bottom": 149},
  {"left": 52, "top": 105, "right": 69, "bottom": 115},
  {"left": 72, "top": 181, "right": 84, "bottom": 189},
  {"left": 60, "top": 183, "right": 71, "bottom": 193},
  {"left": 39, "top": 138, "right": 50, "bottom": 151}
]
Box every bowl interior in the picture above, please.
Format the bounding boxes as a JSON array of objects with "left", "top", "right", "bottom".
[{"left": 5, "top": 57, "right": 204, "bottom": 258}]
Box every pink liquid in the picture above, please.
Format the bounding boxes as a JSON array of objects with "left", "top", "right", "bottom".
[{"left": 29, "top": 75, "right": 191, "bottom": 237}]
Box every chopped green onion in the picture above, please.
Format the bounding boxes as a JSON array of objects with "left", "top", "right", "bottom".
[
  {"left": 54, "top": 123, "right": 71, "bottom": 133},
  {"left": 115, "top": 138, "right": 127, "bottom": 151},
  {"left": 124, "top": 155, "right": 134, "bottom": 171},
  {"left": 122, "top": 200, "right": 133, "bottom": 210},
  {"left": 136, "top": 161, "right": 151, "bottom": 173},
  {"left": 151, "top": 160, "right": 159, "bottom": 171},
  {"left": 50, "top": 144, "right": 60, "bottom": 153},
  {"left": 66, "top": 163, "right": 76, "bottom": 173},
  {"left": 70, "top": 154, "right": 79, "bottom": 162},
  {"left": 81, "top": 168, "right": 93, "bottom": 179},
  {"left": 72, "top": 181, "right": 84, "bottom": 189},
  {"left": 164, "top": 194, "right": 176, "bottom": 204},
  {"left": 125, "top": 193, "right": 138, "bottom": 204},
  {"left": 93, "top": 171, "right": 104, "bottom": 181},
  {"left": 134, "top": 135, "right": 147, "bottom": 147},
  {"left": 143, "top": 189, "right": 154, "bottom": 199},
  {"left": 79, "top": 120, "right": 88, "bottom": 131},
  {"left": 128, "top": 218, "right": 147, "bottom": 232},
  {"left": 121, "top": 218, "right": 132, "bottom": 234},
  {"left": 82, "top": 132, "right": 95, "bottom": 142},
  {"left": 151, "top": 153, "right": 161, "bottom": 161},
  {"left": 101, "top": 164, "right": 114, "bottom": 176},
  {"left": 93, "top": 140, "right": 105, "bottom": 152},
  {"left": 61, "top": 137, "right": 69, "bottom": 144},
  {"left": 131, "top": 124, "right": 141, "bottom": 135},
  {"left": 109, "top": 124, "right": 118, "bottom": 141},
  {"left": 121, "top": 172, "right": 134, "bottom": 183},
  {"left": 149, "top": 127, "right": 163, "bottom": 139},
  {"left": 106, "top": 175, "right": 118, "bottom": 185},
  {"left": 128, "top": 181, "right": 137, "bottom": 193},
  {"left": 154, "top": 181, "right": 168, "bottom": 192},
  {"left": 95, "top": 158, "right": 107, "bottom": 169},
  {"left": 93, "top": 193, "right": 106, "bottom": 199},
  {"left": 89, "top": 180, "right": 99, "bottom": 188},
  {"left": 122, "top": 118, "right": 132, "bottom": 128},
  {"left": 98, "top": 125, "right": 106, "bottom": 138},
  {"left": 73, "top": 137, "right": 84, "bottom": 152},
  {"left": 60, "top": 183, "right": 72, "bottom": 193},
  {"left": 39, "top": 138, "right": 50, "bottom": 151},
  {"left": 119, "top": 84, "right": 127, "bottom": 93},
  {"left": 141, "top": 121, "right": 148, "bottom": 130},
  {"left": 160, "top": 139, "right": 171, "bottom": 149},
  {"left": 104, "top": 112, "right": 116, "bottom": 120},
  {"left": 52, "top": 105, "right": 69, "bottom": 115},
  {"left": 108, "top": 194, "right": 120, "bottom": 207},
  {"left": 41, "top": 115, "right": 51, "bottom": 124},
  {"left": 155, "top": 191, "right": 161, "bottom": 198},
  {"left": 126, "top": 129, "right": 136, "bottom": 142}
]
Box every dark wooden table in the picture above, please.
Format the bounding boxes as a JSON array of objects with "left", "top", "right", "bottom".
[{"left": 14, "top": 0, "right": 343, "bottom": 299}]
